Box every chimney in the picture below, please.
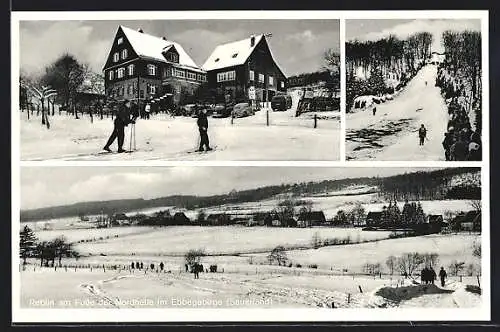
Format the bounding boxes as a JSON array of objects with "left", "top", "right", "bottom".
[
  {"left": 250, "top": 35, "right": 255, "bottom": 47},
  {"left": 162, "top": 37, "right": 167, "bottom": 41},
  {"left": 138, "top": 28, "right": 144, "bottom": 33}
]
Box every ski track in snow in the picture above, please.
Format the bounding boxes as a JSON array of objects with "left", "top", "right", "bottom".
[
  {"left": 347, "top": 65, "right": 449, "bottom": 161},
  {"left": 21, "top": 107, "right": 340, "bottom": 161}
]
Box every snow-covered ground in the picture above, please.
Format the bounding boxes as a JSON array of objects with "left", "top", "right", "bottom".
[
  {"left": 21, "top": 233, "right": 481, "bottom": 309},
  {"left": 20, "top": 107, "right": 340, "bottom": 161},
  {"left": 73, "top": 226, "right": 392, "bottom": 256},
  {"left": 347, "top": 65, "right": 449, "bottom": 160}
]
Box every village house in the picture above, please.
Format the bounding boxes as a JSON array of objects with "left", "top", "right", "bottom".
[
  {"left": 297, "top": 211, "right": 327, "bottom": 227},
  {"left": 202, "top": 34, "right": 287, "bottom": 104},
  {"left": 103, "top": 26, "right": 206, "bottom": 108},
  {"left": 365, "top": 211, "right": 383, "bottom": 226}
]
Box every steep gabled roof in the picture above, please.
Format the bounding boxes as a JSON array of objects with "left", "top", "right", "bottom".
[
  {"left": 119, "top": 26, "right": 202, "bottom": 71},
  {"left": 202, "top": 34, "right": 265, "bottom": 71}
]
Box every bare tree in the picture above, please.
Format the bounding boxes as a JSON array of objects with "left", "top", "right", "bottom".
[
  {"left": 397, "top": 252, "right": 424, "bottom": 276},
  {"left": 385, "top": 255, "right": 397, "bottom": 275},
  {"left": 268, "top": 246, "right": 288, "bottom": 266},
  {"left": 185, "top": 249, "right": 206, "bottom": 267}
]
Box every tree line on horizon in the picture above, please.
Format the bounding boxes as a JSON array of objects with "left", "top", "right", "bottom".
[{"left": 20, "top": 168, "right": 480, "bottom": 223}]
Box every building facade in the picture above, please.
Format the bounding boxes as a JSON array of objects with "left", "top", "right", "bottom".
[
  {"left": 103, "top": 26, "right": 206, "bottom": 108},
  {"left": 202, "top": 34, "right": 287, "bottom": 104}
]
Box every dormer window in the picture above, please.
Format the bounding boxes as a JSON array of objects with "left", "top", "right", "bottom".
[
  {"left": 232, "top": 53, "right": 238, "bottom": 58},
  {"left": 117, "top": 37, "right": 123, "bottom": 45},
  {"left": 121, "top": 49, "right": 128, "bottom": 60},
  {"left": 113, "top": 52, "right": 119, "bottom": 62}
]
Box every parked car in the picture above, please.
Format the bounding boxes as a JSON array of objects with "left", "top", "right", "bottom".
[
  {"left": 232, "top": 103, "right": 255, "bottom": 118},
  {"left": 212, "top": 104, "right": 233, "bottom": 118},
  {"left": 271, "top": 94, "right": 292, "bottom": 111}
]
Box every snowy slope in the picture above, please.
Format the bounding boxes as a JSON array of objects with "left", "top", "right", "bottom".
[{"left": 347, "top": 65, "right": 449, "bottom": 161}]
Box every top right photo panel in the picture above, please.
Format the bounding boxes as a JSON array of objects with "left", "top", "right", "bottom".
[{"left": 345, "top": 19, "right": 482, "bottom": 161}]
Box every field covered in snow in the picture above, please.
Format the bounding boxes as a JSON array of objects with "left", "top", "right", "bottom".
[
  {"left": 20, "top": 106, "right": 340, "bottom": 161},
  {"left": 73, "top": 226, "right": 392, "bottom": 256},
  {"left": 20, "top": 233, "right": 482, "bottom": 309}
]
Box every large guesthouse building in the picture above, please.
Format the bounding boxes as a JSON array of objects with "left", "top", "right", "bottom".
[
  {"left": 103, "top": 26, "right": 206, "bottom": 107},
  {"left": 202, "top": 34, "right": 287, "bottom": 103}
]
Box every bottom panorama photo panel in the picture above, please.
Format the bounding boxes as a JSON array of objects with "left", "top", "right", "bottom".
[{"left": 14, "top": 166, "right": 488, "bottom": 322}]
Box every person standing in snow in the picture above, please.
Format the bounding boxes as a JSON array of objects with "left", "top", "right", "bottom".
[
  {"left": 442, "top": 132, "right": 453, "bottom": 161},
  {"left": 197, "top": 108, "right": 212, "bottom": 152},
  {"left": 439, "top": 267, "right": 447, "bottom": 287},
  {"left": 103, "top": 100, "right": 135, "bottom": 153},
  {"left": 159, "top": 262, "right": 164, "bottom": 271},
  {"left": 372, "top": 107, "right": 377, "bottom": 116},
  {"left": 429, "top": 267, "right": 437, "bottom": 285},
  {"left": 418, "top": 124, "right": 427, "bottom": 146},
  {"left": 144, "top": 102, "right": 151, "bottom": 120},
  {"left": 450, "top": 132, "right": 469, "bottom": 161}
]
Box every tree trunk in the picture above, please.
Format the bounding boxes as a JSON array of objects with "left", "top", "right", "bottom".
[
  {"left": 51, "top": 100, "right": 55, "bottom": 116},
  {"left": 41, "top": 100, "right": 45, "bottom": 125}
]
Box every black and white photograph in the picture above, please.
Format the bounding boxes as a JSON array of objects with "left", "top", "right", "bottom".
[
  {"left": 18, "top": 166, "right": 483, "bottom": 315},
  {"left": 17, "top": 19, "right": 340, "bottom": 161},
  {"left": 345, "top": 19, "right": 483, "bottom": 161}
]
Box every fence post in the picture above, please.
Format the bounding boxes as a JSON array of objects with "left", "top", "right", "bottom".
[
  {"left": 358, "top": 285, "right": 363, "bottom": 293},
  {"left": 347, "top": 293, "right": 351, "bottom": 304},
  {"left": 231, "top": 114, "right": 234, "bottom": 125},
  {"left": 314, "top": 114, "right": 317, "bottom": 128},
  {"left": 266, "top": 110, "right": 269, "bottom": 126},
  {"left": 477, "top": 275, "right": 481, "bottom": 288}
]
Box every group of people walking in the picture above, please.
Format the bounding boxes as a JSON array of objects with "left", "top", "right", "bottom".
[
  {"left": 421, "top": 266, "right": 448, "bottom": 287},
  {"left": 130, "top": 261, "right": 165, "bottom": 272}
]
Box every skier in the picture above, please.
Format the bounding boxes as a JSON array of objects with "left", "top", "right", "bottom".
[
  {"left": 197, "top": 108, "right": 212, "bottom": 152},
  {"left": 103, "top": 100, "right": 135, "bottom": 153},
  {"left": 159, "top": 262, "right": 164, "bottom": 271},
  {"left": 372, "top": 107, "right": 377, "bottom": 116},
  {"left": 439, "top": 267, "right": 447, "bottom": 287},
  {"left": 418, "top": 124, "right": 427, "bottom": 146}
]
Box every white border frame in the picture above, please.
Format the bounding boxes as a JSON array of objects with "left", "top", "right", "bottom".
[{"left": 12, "top": 10, "right": 490, "bottom": 323}]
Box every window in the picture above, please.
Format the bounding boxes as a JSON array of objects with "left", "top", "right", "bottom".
[
  {"left": 147, "top": 84, "right": 156, "bottom": 95},
  {"left": 249, "top": 70, "right": 255, "bottom": 81},
  {"left": 147, "top": 64, "right": 157, "bottom": 76},
  {"left": 163, "top": 67, "right": 171, "bottom": 78},
  {"left": 217, "top": 70, "right": 236, "bottom": 82},
  {"left": 117, "top": 37, "right": 123, "bottom": 45},
  {"left": 128, "top": 64, "right": 135, "bottom": 76},
  {"left": 166, "top": 52, "right": 178, "bottom": 63},
  {"left": 117, "top": 68, "right": 125, "bottom": 79},
  {"left": 113, "top": 52, "right": 119, "bottom": 62},
  {"left": 197, "top": 74, "right": 203, "bottom": 81},
  {"left": 280, "top": 81, "right": 285, "bottom": 89},
  {"left": 121, "top": 49, "right": 128, "bottom": 60},
  {"left": 108, "top": 71, "right": 114, "bottom": 80},
  {"left": 269, "top": 76, "right": 274, "bottom": 85},
  {"left": 187, "top": 71, "right": 197, "bottom": 80},
  {"left": 214, "top": 58, "right": 220, "bottom": 62},
  {"left": 258, "top": 73, "right": 264, "bottom": 83},
  {"left": 174, "top": 68, "right": 185, "bottom": 78},
  {"left": 232, "top": 53, "right": 238, "bottom": 58}
]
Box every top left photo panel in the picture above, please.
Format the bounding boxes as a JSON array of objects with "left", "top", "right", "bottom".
[{"left": 15, "top": 16, "right": 341, "bottom": 161}]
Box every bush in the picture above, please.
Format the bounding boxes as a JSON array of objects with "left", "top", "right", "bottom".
[
  {"left": 296, "top": 264, "right": 302, "bottom": 268},
  {"left": 308, "top": 264, "right": 318, "bottom": 269}
]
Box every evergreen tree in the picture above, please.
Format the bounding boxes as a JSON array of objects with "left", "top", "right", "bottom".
[
  {"left": 401, "top": 199, "right": 412, "bottom": 224},
  {"left": 415, "top": 202, "right": 426, "bottom": 224},
  {"left": 19, "top": 225, "right": 38, "bottom": 265}
]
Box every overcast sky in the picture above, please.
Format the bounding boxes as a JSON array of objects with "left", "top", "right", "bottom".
[
  {"left": 19, "top": 19, "right": 340, "bottom": 77},
  {"left": 21, "top": 167, "right": 446, "bottom": 210},
  {"left": 346, "top": 19, "right": 481, "bottom": 53}
]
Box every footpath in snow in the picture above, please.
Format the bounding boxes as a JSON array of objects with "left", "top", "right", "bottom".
[
  {"left": 347, "top": 65, "right": 449, "bottom": 161},
  {"left": 20, "top": 107, "right": 340, "bottom": 161}
]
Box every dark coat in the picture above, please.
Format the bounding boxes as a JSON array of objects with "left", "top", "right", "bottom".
[
  {"left": 419, "top": 127, "right": 427, "bottom": 138},
  {"left": 116, "top": 104, "right": 133, "bottom": 126},
  {"left": 197, "top": 113, "right": 208, "bottom": 130}
]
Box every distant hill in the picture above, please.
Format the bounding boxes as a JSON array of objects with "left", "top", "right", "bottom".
[{"left": 20, "top": 167, "right": 480, "bottom": 222}]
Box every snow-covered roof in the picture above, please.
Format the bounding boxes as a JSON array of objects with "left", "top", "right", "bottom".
[
  {"left": 119, "top": 26, "right": 203, "bottom": 71},
  {"left": 202, "top": 34, "right": 264, "bottom": 71}
]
